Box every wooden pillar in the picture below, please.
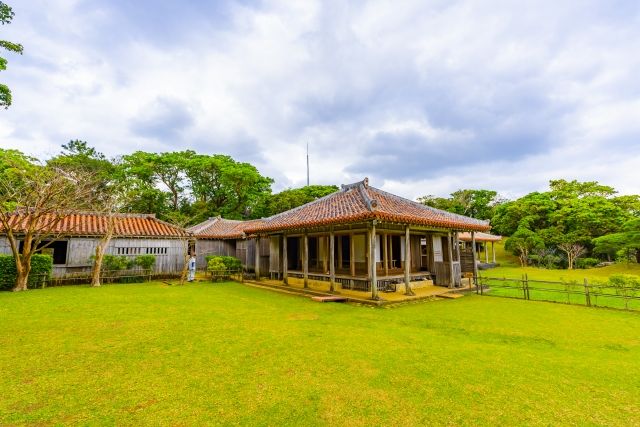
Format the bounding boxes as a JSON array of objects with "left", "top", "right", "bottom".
[
  {"left": 329, "top": 229, "right": 335, "bottom": 292},
  {"left": 370, "top": 222, "right": 379, "bottom": 300},
  {"left": 350, "top": 233, "right": 355, "bottom": 277},
  {"left": 492, "top": 241, "right": 496, "bottom": 263},
  {"left": 303, "top": 233, "right": 309, "bottom": 288},
  {"left": 383, "top": 233, "right": 389, "bottom": 276},
  {"left": 404, "top": 226, "right": 414, "bottom": 295},
  {"left": 254, "top": 237, "right": 260, "bottom": 279},
  {"left": 455, "top": 231, "right": 461, "bottom": 262},
  {"left": 471, "top": 231, "right": 478, "bottom": 288},
  {"left": 485, "top": 242, "right": 489, "bottom": 263},
  {"left": 282, "top": 235, "right": 288, "bottom": 285},
  {"left": 337, "top": 235, "right": 343, "bottom": 271},
  {"left": 447, "top": 232, "right": 455, "bottom": 289}
]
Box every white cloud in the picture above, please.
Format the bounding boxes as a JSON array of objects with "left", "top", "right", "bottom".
[{"left": 1, "top": 0, "right": 639, "bottom": 198}]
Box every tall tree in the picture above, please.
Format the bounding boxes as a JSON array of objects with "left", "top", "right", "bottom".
[
  {"left": 0, "top": 149, "right": 99, "bottom": 290},
  {"left": 260, "top": 185, "right": 338, "bottom": 217},
  {"left": 0, "top": 1, "right": 22, "bottom": 108},
  {"left": 593, "top": 218, "right": 640, "bottom": 263},
  {"left": 419, "top": 189, "right": 504, "bottom": 220}
]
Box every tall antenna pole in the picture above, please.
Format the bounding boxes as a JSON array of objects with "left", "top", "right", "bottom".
[{"left": 306, "top": 141, "right": 310, "bottom": 186}]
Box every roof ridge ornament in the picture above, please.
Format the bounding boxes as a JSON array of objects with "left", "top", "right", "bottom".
[
  {"left": 341, "top": 177, "right": 370, "bottom": 192},
  {"left": 357, "top": 180, "right": 377, "bottom": 212}
]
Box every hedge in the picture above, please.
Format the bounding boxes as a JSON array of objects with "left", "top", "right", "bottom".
[
  {"left": 0, "top": 254, "right": 53, "bottom": 290},
  {"left": 205, "top": 255, "right": 242, "bottom": 271}
]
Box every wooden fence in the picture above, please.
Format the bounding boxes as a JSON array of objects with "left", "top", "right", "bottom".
[{"left": 477, "top": 274, "right": 640, "bottom": 311}]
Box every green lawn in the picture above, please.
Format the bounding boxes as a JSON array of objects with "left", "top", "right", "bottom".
[{"left": 2, "top": 282, "right": 640, "bottom": 426}]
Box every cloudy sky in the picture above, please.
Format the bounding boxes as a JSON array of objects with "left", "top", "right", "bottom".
[{"left": 1, "top": 0, "right": 639, "bottom": 200}]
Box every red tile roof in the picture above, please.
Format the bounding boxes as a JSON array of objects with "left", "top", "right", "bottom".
[
  {"left": 0, "top": 212, "right": 187, "bottom": 238},
  {"left": 245, "top": 178, "right": 491, "bottom": 234},
  {"left": 187, "top": 217, "right": 263, "bottom": 239},
  {"left": 458, "top": 232, "right": 502, "bottom": 242}
]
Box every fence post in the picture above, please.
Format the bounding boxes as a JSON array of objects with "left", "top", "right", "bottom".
[
  {"left": 583, "top": 278, "right": 591, "bottom": 307},
  {"left": 525, "top": 273, "right": 530, "bottom": 300},
  {"left": 476, "top": 274, "right": 479, "bottom": 295},
  {"left": 521, "top": 274, "right": 526, "bottom": 300}
]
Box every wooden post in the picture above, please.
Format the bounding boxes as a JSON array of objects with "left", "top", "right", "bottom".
[
  {"left": 370, "top": 222, "right": 378, "bottom": 300},
  {"left": 584, "top": 278, "right": 591, "bottom": 307},
  {"left": 485, "top": 242, "right": 489, "bottom": 263},
  {"left": 350, "top": 233, "right": 355, "bottom": 277},
  {"left": 329, "top": 229, "right": 335, "bottom": 293},
  {"left": 455, "top": 231, "right": 461, "bottom": 262},
  {"left": 283, "top": 235, "right": 288, "bottom": 285},
  {"left": 471, "top": 231, "right": 478, "bottom": 289},
  {"left": 492, "top": 241, "right": 496, "bottom": 263},
  {"left": 447, "top": 232, "right": 455, "bottom": 288},
  {"left": 337, "top": 235, "right": 343, "bottom": 271},
  {"left": 404, "top": 226, "right": 414, "bottom": 295},
  {"left": 254, "top": 237, "right": 260, "bottom": 280},
  {"left": 383, "top": 233, "right": 389, "bottom": 276},
  {"left": 303, "top": 232, "right": 309, "bottom": 288}
]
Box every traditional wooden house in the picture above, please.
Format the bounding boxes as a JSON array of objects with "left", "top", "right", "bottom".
[
  {"left": 187, "top": 217, "right": 266, "bottom": 272},
  {"left": 192, "top": 178, "right": 491, "bottom": 299},
  {"left": 458, "top": 231, "right": 502, "bottom": 268},
  {"left": 0, "top": 213, "right": 189, "bottom": 277}
]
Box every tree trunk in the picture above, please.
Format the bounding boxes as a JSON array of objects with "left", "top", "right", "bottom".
[
  {"left": 90, "top": 243, "right": 105, "bottom": 287},
  {"left": 635, "top": 249, "right": 640, "bottom": 264},
  {"left": 12, "top": 256, "right": 31, "bottom": 292}
]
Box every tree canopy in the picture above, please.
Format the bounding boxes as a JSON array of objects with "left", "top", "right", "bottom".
[{"left": 0, "top": 1, "right": 23, "bottom": 108}]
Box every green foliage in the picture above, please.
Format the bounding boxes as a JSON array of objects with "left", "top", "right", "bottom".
[
  {"left": 206, "top": 255, "right": 241, "bottom": 271},
  {"left": 504, "top": 228, "right": 545, "bottom": 267},
  {"left": 0, "top": 254, "right": 52, "bottom": 290},
  {"left": 101, "top": 255, "right": 134, "bottom": 272},
  {"left": 576, "top": 257, "right": 600, "bottom": 269},
  {"left": 134, "top": 255, "right": 156, "bottom": 270},
  {"left": 418, "top": 189, "right": 504, "bottom": 220},
  {"left": 593, "top": 218, "right": 640, "bottom": 263},
  {"left": 0, "top": 1, "right": 22, "bottom": 108},
  {"left": 259, "top": 185, "right": 338, "bottom": 217},
  {"left": 608, "top": 274, "right": 640, "bottom": 296}
]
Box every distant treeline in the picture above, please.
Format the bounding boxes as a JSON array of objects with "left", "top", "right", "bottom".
[
  {"left": 419, "top": 183, "right": 640, "bottom": 268},
  {"left": 2, "top": 141, "right": 337, "bottom": 225}
]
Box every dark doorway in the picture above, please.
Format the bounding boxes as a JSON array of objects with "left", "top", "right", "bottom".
[
  {"left": 340, "top": 235, "right": 351, "bottom": 269},
  {"left": 286, "top": 236, "right": 300, "bottom": 270},
  {"left": 19, "top": 240, "right": 68, "bottom": 265}
]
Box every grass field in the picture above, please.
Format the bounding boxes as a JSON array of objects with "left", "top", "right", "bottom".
[{"left": 2, "top": 282, "right": 640, "bottom": 425}]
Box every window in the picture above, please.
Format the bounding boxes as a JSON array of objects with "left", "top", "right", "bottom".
[{"left": 19, "top": 240, "right": 68, "bottom": 265}]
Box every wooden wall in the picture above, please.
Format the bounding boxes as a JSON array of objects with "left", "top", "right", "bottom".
[{"left": 195, "top": 239, "right": 236, "bottom": 269}]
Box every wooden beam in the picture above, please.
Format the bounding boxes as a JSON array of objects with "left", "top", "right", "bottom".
[
  {"left": 404, "top": 226, "right": 414, "bottom": 295},
  {"left": 350, "top": 233, "right": 355, "bottom": 277},
  {"left": 329, "top": 229, "right": 335, "bottom": 292},
  {"left": 447, "top": 232, "right": 455, "bottom": 289},
  {"left": 370, "top": 222, "right": 379, "bottom": 300},
  {"left": 303, "top": 233, "right": 309, "bottom": 288},
  {"left": 383, "top": 233, "right": 389, "bottom": 276},
  {"left": 485, "top": 242, "right": 489, "bottom": 263},
  {"left": 255, "top": 237, "right": 260, "bottom": 279},
  {"left": 337, "top": 235, "right": 343, "bottom": 270},
  {"left": 455, "top": 231, "right": 461, "bottom": 262},
  {"left": 471, "top": 231, "right": 478, "bottom": 288},
  {"left": 282, "top": 235, "right": 288, "bottom": 285}
]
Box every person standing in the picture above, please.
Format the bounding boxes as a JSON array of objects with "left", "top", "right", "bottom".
[{"left": 187, "top": 254, "right": 196, "bottom": 282}]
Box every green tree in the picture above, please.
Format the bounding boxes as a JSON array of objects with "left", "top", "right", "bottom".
[
  {"left": 260, "top": 185, "right": 338, "bottom": 217},
  {"left": 0, "top": 2, "right": 23, "bottom": 108},
  {"left": 47, "top": 140, "right": 115, "bottom": 188},
  {"left": 504, "top": 228, "right": 545, "bottom": 267},
  {"left": 418, "top": 189, "right": 504, "bottom": 220},
  {"left": 593, "top": 218, "right": 640, "bottom": 263}
]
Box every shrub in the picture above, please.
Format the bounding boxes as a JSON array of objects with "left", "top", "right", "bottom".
[
  {"left": 134, "top": 255, "right": 156, "bottom": 270},
  {"left": 608, "top": 274, "right": 640, "bottom": 296},
  {"left": 101, "top": 255, "right": 134, "bottom": 272},
  {"left": 207, "top": 257, "right": 227, "bottom": 281},
  {"left": 205, "top": 255, "right": 241, "bottom": 271},
  {"left": 576, "top": 257, "right": 599, "bottom": 269},
  {"left": 0, "top": 254, "right": 53, "bottom": 290}
]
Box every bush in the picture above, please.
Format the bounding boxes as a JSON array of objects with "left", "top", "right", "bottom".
[
  {"left": 576, "top": 257, "right": 600, "bottom": 269},
  {"left": 608, "top": 274, "right": 640, "bottom": 296},
  {"left": 134, "top": 255, "right": 156, "bottom": 270},
  {"left": 101, "top": 255, "right": 134, "bottom": 272},
  {"left": 205, "top": 255, "right": 241, "bottom": 271},
  {"left": 0, "top": 254, "right": 53, "bottom": 290}
]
